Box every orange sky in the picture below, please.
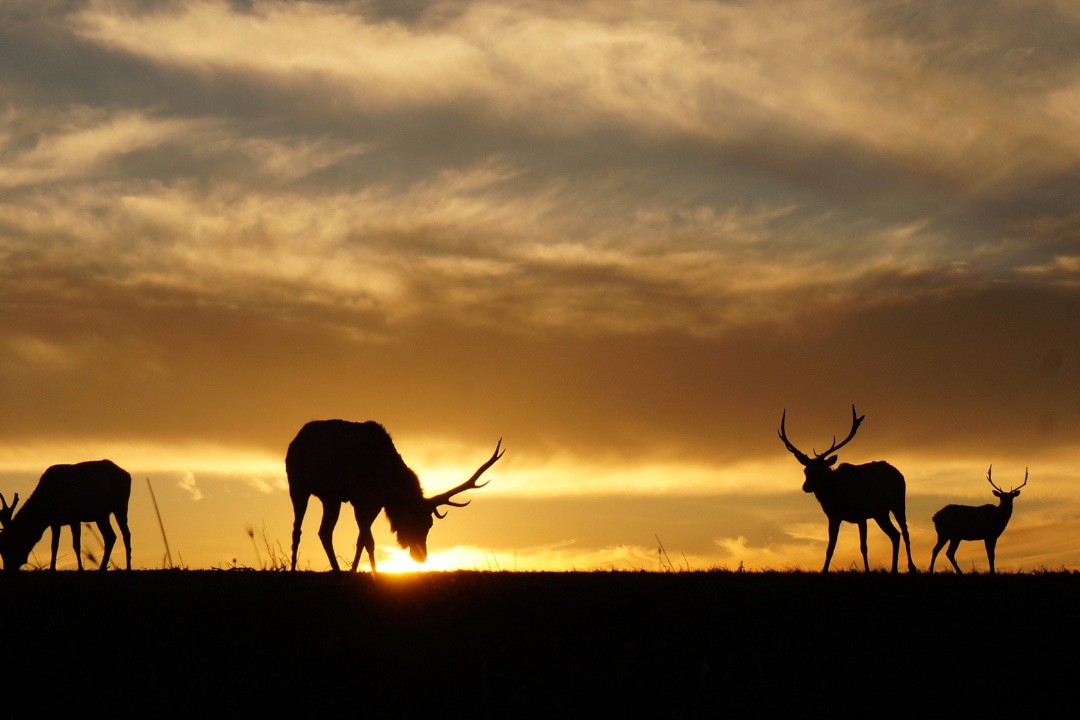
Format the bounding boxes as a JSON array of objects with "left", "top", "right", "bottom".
[{"left": 2, "top": 0, "right": 1079, "bottom": 572}]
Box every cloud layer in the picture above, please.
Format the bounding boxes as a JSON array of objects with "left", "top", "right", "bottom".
[{"left": 2, "top": 0, "right": 1079, "bottom": 570}]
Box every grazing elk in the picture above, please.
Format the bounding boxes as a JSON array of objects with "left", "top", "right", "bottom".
[
  {"left": 286, "top": 419, "right": 503, "bottom": 573},
  {"left": 778, "top": 405, "right": 916, "bottom": 573},
  {"left": 0, "top": 459, "right": 132, "bottom": 572},
  {"left": 929, "top": 465, "right": 1027, "bottom": 574}
]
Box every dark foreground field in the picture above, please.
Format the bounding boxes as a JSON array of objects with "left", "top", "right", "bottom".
[{"left": 1, "top": 570, "right": 1077, "bottom": 717}]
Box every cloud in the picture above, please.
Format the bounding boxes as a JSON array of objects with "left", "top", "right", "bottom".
[
  {"left": 246, "top": 475, "right": 286, "bottom": 494},
  {"left": 0, "top": 108, "right": 204, "bottom": 189},
  {"left": 68, "top": 1, "right": 1080, "bottom": 193},
  {"left": 4, "top": 2, "right": 1076, "bottom": 346},
  {"left": 2, "top": 255, "right": 1079, "bottom": 471},
  {"left": 178, "top": 471, "right": 204, "bottom": 500},
  {"left": 712, "top": 535, "right": 813, "bottom": 571}
]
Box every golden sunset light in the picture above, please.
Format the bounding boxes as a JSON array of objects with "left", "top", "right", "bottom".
[{"left": 2, "top": 0, "right": 1080, "bottom": 575}]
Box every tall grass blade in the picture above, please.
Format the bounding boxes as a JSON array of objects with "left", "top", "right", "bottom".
[{"left": 146, "top": 477, "right": 174, "bottom": 569}]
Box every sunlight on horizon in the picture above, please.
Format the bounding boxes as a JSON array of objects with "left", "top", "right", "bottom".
[
  {"left": 0, "top": 438, "right": 812, "bottom": 496},
  {"left": 373, "top": 545, "right": 510, "bottom": 573},
  {"left": 370, "top": 544, "right": 661, "bottom": 573},
  {"left": 4, "top": 439, "right": 1080, "bottom": 573},
  {"left": 5, "top": 432, "right": 1078, "bottom": 500},
  {"left": 0, "top": 441, "right": 286, "bottom": 477}
]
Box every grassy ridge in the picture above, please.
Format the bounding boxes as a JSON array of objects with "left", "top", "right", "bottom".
[{"left": 1, "top": 570, "right": 1076, "bottom": 716}]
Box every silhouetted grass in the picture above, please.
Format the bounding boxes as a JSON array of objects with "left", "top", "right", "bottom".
[
  {"left": 0, "top": 570, "right": 1075, "bottom": 717},
  {"left": 243, "top": 523, "right": 290, "bottom": 571},
  {"left": 146, "top": 476, "right": 177, "bottom": 569}
]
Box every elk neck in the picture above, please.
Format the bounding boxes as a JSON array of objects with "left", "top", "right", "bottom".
[
  {"left": 993, "top": 493, "right": 1017, "bottom": 527},
  {"left": 384, "top": 468, "right": 432, "bottom": 546},
  {"left": 2, "top": 492, "right": 52, "bottom": 543}
]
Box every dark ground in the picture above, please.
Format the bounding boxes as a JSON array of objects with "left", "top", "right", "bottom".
[{"left": 0, "top": 570, "right": 1076, "bottom": 717}]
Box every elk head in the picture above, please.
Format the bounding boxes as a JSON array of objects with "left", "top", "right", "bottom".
[
  {"left": 395, "top": 439, "right": 504, "bottom": 563},
  {"left": 987, "top": 465, "right": 1027, "bottom": 504},
  {"left": 0, "top": 493, "right": 18, "bottom": 528},
  {"left": 0, "top": 492, "right": 31, "bottom": 571},
  {"left": 778, "top": 405, "right": 865, "bottom": 493}
]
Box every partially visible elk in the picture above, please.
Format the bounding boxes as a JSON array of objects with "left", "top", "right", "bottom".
[
  {"left": 286, "top": 419, "right": 503, "bottom": 573},
  {"left": 778, "top": 405, "right": 916, "bottom": 573},
  {"left": 929, "top": 465, "right": 1027, "bottom": 574},
  {"left": 0, "top": 459, "right": 132, "bottom": 572}
]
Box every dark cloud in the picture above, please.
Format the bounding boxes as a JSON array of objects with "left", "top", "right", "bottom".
[
  {"left": 870, "top": 0, "right": 1080, "bottom": 93},
  {"left": 2, "top": 256, "right": 1077, "bottom": 471}
]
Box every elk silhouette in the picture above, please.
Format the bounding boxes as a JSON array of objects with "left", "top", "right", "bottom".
[
  {"left": 929, "top": 465, "right": 1027, "bottom": 574},
  {"left": 778, "top": 405, "right": 916, "bottom": 573},
  {"left": 286, "top": 419, "right": 503, "bottom": 572},
  {"left": 0, "top": 459, "right": 132, "bottom": 572}
]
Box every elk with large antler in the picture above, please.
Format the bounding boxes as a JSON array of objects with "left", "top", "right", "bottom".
[
  {"left": 929, "top": 465, "right": 1028, "bottom": 574},
  {"left": 0, "top": 459, "right": 132, "bottom": 572},
  {"left": 286, "top": 419, "right": 503, "bottom": 573},
  {"left": 778, "top": 405, "right": 916, "bottom": 573}
]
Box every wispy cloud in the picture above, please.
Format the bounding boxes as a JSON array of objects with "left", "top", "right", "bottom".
[
  {"left": 71, "top": 1, "right": 1080, "bottom": 190},
  {"left": 178, "top": 470, "right": 204, "bottom": 500},
  {"left": 0, "top": 109, "right": 203, "bottom": 189}
]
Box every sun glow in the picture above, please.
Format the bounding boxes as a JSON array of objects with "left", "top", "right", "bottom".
[
  {"left": 374, "top": 545, "right": 507, "bottom": 574},
  {"left": 0, "top": 441, "right": 283, "bottom": 477}
]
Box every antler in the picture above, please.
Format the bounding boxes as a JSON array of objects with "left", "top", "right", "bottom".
[
  {"left": 778, "top": 410, "right": 810, "bottom": 464},
  {"left": 779, "top": 405, "right": 865, "bottom": 464},
  {"left": 987, "top": 465, "right": 1029, "bottom": 493},
  {"left": 815, "top": 405, "right": 865, "bottom": 459},
  {"left": 427, "top": 439, "right": 504, "bottom": 519}
]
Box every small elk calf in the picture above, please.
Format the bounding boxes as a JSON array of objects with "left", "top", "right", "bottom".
[
  {"left": 0, "top": 459, "right": 132, "bottom": 572},
  {"left": 929, "top": 465, "right": 1027, "bottom": 574}
]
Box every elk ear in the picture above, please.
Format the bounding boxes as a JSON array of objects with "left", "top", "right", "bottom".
[
  {"left": 993, "top": 490, "right": 1003, "bottom": 498},
  {"left": 1013, "top": 490, "right": 1021, "bottom": 497},
  {"left": 825, "top": 456, "right": 838, "bottom": 467}
]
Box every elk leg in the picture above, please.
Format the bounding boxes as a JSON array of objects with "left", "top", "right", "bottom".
[
  {"left": 318, "top": 500, "right": 342, "bottom": 572},
  {"left": 97, "top": 518, "right": 117, "bottom": 571},
  {"left": 49, "top": 524, "right": 61, "bottom": 570},
  {"left": 114, "top": 511, "right": 132, "bottom": 570},
  {"left": 874, "top": 516, "right": 901, "bottom": 574},
  {"left": 351, "top": 505, "right": 380, "bottom": 573},
  {"left": 930, "top": 535, "right": 948, "bottom": 573},
  {"left": 822, "top": 517, "right": 841, "bottom": 572},
  {"left": 353, "top": 527, "right": 377, "bottom": 573},
  {"left": 893, "top": 509, "right": 917, "bottom": 572},
  {"left": 71, "top": 523, "right": 83, "bottom": 571},
  {"left": 857, "top": 519, "right": 870, "bottom": 572},
  {"left": 984, "top": 538, "right": 998, "bottom": 574},
  {"left": 945, "top": 538, "right": 963, "bottom": 574},
  {"left": 290, "top": 492, "right": 310, "bottom": 571}
]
